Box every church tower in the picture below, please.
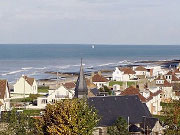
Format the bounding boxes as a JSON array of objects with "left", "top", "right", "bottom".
[{"left": 74, "top": 59, "right": 88, "bottom": 98}]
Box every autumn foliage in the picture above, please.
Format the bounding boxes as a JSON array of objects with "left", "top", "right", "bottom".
[{"left": 36, "top": 98, "right": 100, "bottom": 135}]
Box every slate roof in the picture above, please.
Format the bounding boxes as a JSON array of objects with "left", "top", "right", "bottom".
[
  {"left": 135, "top": 66, "right": 147, "bottom": 71},
  {"left": 0, "top": 80, "right": 8, "bottom": 99},
  {"left": 92, "top": 74, "right": 108, "bottom": 82},
  {"left": 74, "top": 59, "right": 88, "bottom": 98},
  {"left": 90, "top": 88, "right": 99, "bottom": 96},
  {"left": 140, "top": 117, "right": 158, "bottom": 129},
  {"left": 88, "top": 95, "right": 152, "bottom": 127},
  {"left": 23, "top": 76, "right": 35, "bottom": 86}
]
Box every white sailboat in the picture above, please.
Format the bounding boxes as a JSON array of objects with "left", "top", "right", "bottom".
[{"left": 92, "top": 45, "right": 95, "bottom": 49}]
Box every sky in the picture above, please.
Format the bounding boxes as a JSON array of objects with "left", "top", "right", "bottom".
[{"left": 0, "top": 0, "right": 180, "bottom": 45}]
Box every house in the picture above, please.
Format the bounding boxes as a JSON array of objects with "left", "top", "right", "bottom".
[
  {"left": 0, "top": 80, "right": 11, "bottom": 111},
  {"left": 73, "top": 61, "right": 163, "bottom": 135},
  {"left": 13, "top": 75, "right": 38, "bottom": 95},
  {"left": 146, "top": 66, "right": 162, "bottom": 77},
  {"left": 112, "top": 67, "right": 136, "bottom": 81},
  {"left": 172, "top": 83, "right": 180, "bottom": 100},
  {"left": 121, "top": 86, "right": 162, "bottom": 115},
  {"left": 37, "top": 82, "right": 75, "bottom": 109},
  {"left": 88, "top": 96, "right": 163, "bottom": 135},
  {"left": 164, "top": 71, "right": 180, "bottom": 83},
  {"left": 155, "top": 75, "right": 173, "bottom": 102},
  {"left": 134, "top": 66, "right": 147, "bottom": 77},
  {"left": 91, "top": 71, "right": 109, "bottom": 89}
]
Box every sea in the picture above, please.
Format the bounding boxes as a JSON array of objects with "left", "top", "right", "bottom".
[{"left": 0, "top": 44, "right": 180, "bottom": 83}]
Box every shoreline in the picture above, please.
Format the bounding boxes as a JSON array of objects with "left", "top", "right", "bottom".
[{"left": 42, "top": 59, "right": 180, "bottom": 84}]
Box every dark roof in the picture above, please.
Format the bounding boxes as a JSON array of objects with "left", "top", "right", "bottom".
[
  {"left": 74, "top": 59, "right": 88, "bottom": 98},
  {"left": 140, "top": 117, "right": 158, "bottom": 129},
  {"left": 90, "top": 88, "right": 99, "bottom": 96},
  {"left": 88, "top": 95, "right": 151, "bottom": 127},
  {"left": 129, "top": 124, "right": 144, "bottom": 133}
]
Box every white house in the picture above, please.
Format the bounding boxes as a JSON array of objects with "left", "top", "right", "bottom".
[
  {"left": 91, "top": 72, "right": 109, "bottom": 89},
  {"left": 13, "top": 75, "right": 38, "bottom": 95},
  {"left": 134, "top": 66, "right": 147, "bottom": 76},
  {"left": 146, "top": 65, "right": 162, "bottom": 77},
  {"left": 155, "top": 75, "right": 173, "bottom": 102},
  {"left": 37, "top": 82, "right": 75, "bottom": 109},
  {"left": 0, "top": 80, "right": 11, "bottom": 111},
  {"left": 112, "top": 67, "right": 136, "bottom": 81},
  {"left": 121, "top": 86, "right": 162, "bottom": 115}
]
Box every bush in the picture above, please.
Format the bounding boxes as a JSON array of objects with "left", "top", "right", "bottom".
[{"left": 36, "top": 98, "right": 100, "bottom": 135}]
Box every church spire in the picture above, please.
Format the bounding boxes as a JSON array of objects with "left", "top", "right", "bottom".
[{"left": 74, "top": 59, "right": 88, "bottom": 98}]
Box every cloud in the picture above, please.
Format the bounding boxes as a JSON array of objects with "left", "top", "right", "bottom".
[{"left": 0, "top": 0, "right": 180, "bottom": 44}]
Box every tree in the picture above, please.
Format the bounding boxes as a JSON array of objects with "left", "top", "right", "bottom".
[
  {"left": 107, "top": 117, "right": 129, "bottom": 135},
  {"left": 161, "top": 100, "right": 180, "bottom": 135},
  {"left": 36, "top": 98, "right": 100, "bottom": 135},
  {"left": 99, "top": 86, "right": 112, "bottom": 95},
  {"left": 0, "top": 109, "right": 36, "bottom": 135}
]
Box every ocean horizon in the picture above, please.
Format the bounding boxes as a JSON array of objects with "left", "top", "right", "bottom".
[{"left": 0, "top": 44, "right": 180, "bottom": 83}]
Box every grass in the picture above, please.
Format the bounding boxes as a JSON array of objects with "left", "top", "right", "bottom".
[
  {"left": 22, "top": 109, "right": 42, "bottom": 116},
  {"left": 38, "top": 86, "right": 49, "bottom": 93},
  {"left": 11, "top": 94, "right": 42, "bottom": 103},
  {"left": 109, "top": 81, "right": 136, "bottom": 87},
  {"left": 109, "top": 81, "right": 123, "bottom": 86},
  {"left": 127, "top": 81, "right": 136, "bottom": 86}
]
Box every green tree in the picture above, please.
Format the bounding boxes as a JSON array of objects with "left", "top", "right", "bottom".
[
  {"left": 36, "top": 98, "right": 100, "bottom": 135},
  {"left": 0, "top": 109, "right": 36, "bottom": 135},
  {"left": 107, "top": 117, "right": 129, "bottom": 135},
  {"left": 161, "top": 100, "right": 180, "bottom": 135},
  {"left": 99, "top": 86, "right": 112, "bottom": 95}
]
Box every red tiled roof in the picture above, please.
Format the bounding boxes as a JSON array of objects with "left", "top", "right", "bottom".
[
  {"left": 172, "top": 75, "right": 180, "bottom": 81},
  {"left": 155, "top": 76, "right": 172, "bottom": 87},
  {"left": 63, "top": 82, "right": 75, "bottom": 89},
  {"left": 135, "top": 66, "right": 147, "bottom": 71},
  {"left": 174, "top": 69, "right": 180, "bottom": 74},
  {"left": 119, "top": 67, "right": 136, "bottom": 74},
  {"left": 0, "top": 101, "right": 3, "bottom": 106},
  {"left": 92, "top": 74, "right": 108, "bottom": 82},
  {"left": 121, "top": 86, "right": 147, "bottom": 102},
  {"left": 175, "top": 91, "right": 180, "bottom": 96},
  {"left": 166, "top": 71, "right": 174, "bottom": 75},
  {"left": 23, "top": 76, "right": 35, "bottom": 86},
  {"left": 151, "top": 90, "right": 162, "bottom": 97},
  {"left": 0, "top": 80, "right": 7, "bottom": 99}
]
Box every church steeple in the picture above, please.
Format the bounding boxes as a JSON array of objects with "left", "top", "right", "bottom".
[{"left": 74, "top": 59, "right": 88, "bottom": 98}]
